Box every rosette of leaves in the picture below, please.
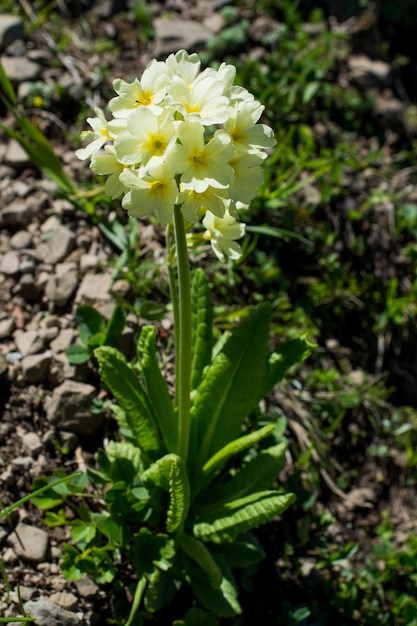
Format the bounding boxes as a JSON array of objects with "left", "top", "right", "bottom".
[{"left": 37, "top": 269, "right": 313, "bottom": 624}]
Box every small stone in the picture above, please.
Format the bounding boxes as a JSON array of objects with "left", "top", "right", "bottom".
[
  {"left": 44, "top": 262, "right": 79, "bottom": 307},
  {"left": 7, "top": 523, "right": 48, "bottom": 562},
  {"left": 11, "top": 456, "right": 33, "bottom": 471},
  {"left": 348, "top": 55, "right": 391, "bottom": 85},
  {"left": 24, "top": 600, "right": 82, "bottom": 626},
  {"left": 48, "top": 592, "right": 78, "bottom": 611},
  {"left": 154, "top": 18, "right": 211, "bottom": 56},
  {"left": 21, "top": 351, "right": 53, "bottom": 383},
  {"left": 15, "top": 273, "right": 39, "bottom": 300},
  {"left": 0, "top": 200, "right": 31, "bottom": 227},
  {"left": 3, "top": 139, "right": 31, "bottom": 168},
  {"left": 111, "top": 279, "right": 131, "bottom": 297},
  {"left": 74, "top": 576, "right": 99, "bottom": 598},
  {"left": 48, "top": 353, "right": 88, "bottom": 385},
  {"left": 79, "top": 253, "right": 99, "bottom": 274},
  {"left": 57, "top": 430, "right": 79, "bottom": 451},
  {"left": 0, "top": 317, "right": 15, "bottom": 339},
  {"left": 37, "top": 225, "right": 76, "bottom": 264},
  {"left": 75, "top": 272, "right": 112, "bottom": 304},
  {"left": 5, "top": 351, "right": 22, "bottom": 364},
  {"left": 14, "top": 329, "right": 44, "bottom": 356},
  {"left": 0, "top": 14, "right": 24, "bottom": 51},
  {"left": 38, "top": 326, "right": 60, "bottom": 342},
  {"left": 39, "top": 314, "right": 60, "bottom": 329},
  {"left": 19, "top": 257, "right": 36, "bottom": 273},
  {"left": 10, "top": 230, "right": 32, "bottom": 249},
  {"left": 0, "top": 250, "right": 20, "bottom": 275},
  {"left": 0, "top": 55, "right": 41, "bottom": 82},
  {"left": 21, "top": 431, "right": 43, "bottom": 456},
  {"left": 50, "top": 328, "right": 74, "bottom": 353},
  {"left": 45, "top": 379, "right": 103, "bottom": 435}
]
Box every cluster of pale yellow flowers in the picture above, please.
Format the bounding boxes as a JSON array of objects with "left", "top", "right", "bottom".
[{"left": 76, "top": 50, "right": 275, "bottom": 261}]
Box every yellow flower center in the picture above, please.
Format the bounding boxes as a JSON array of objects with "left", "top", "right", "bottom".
[
  {"left": 230, "top": 125, "right": 246, "bottom": 144},
  {"left": 190, "top": 151, "right": 207, "bottom": 169},
  {"left": 135, "top": 89, "right": 153, "bottom": 106},
  {"left": 149, "top": 180, "right": 167, "bottom": 198},
  {"left": 144, "top": 134, "right": 165, "bottom": 155},
  {"left": 184, "top": 102, "right": 201, "bottom": 114}
]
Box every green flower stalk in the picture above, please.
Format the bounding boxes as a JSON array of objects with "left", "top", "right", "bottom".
[{"left": 77, "top": 49, "right": 276, "bottom": 466}]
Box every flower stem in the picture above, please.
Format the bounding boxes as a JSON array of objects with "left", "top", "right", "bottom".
[
  {"left": 172, "top": 205, "right": 192, "bottom": 464},
  {"left": 166, "top": 222, "right": 180, "bottom": 406}
]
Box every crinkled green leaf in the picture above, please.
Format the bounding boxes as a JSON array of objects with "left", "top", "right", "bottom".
[
  {"left": 191, "top": 268, "right": 213, "bottom": 390},
  {"left": 145, "top": 566, "right": 176, "bottom": 613},
  {"left": 190, "top": 303, "right": 271, "bottom": 471},
  {"left": 200, "top": 442, "right": 288, "bottom": 509},
  {"left": 95, "top": 346, "right": 161, "bottom": 457},
  {"left": 194, "top": 424, "right": 275, "bottom": 496},
  {"left": 105, "top": 441, "right": 144, "bottom": 476},
  {"left": 177, "top": 533, "right": 222, "bottom": 588},
  {"left": 137, "top": 326, "right": 177, "bottom": 452},
  {"left": 141, "top": 454, "right": 190, "bottom": 533},
  {"left": 193, "top": 491, "right": 295, "bottom": 544}
]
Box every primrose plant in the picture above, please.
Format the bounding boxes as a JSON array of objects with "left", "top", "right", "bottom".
[{"left": 40, "top": 50, "right": 313, "bottom": 624}]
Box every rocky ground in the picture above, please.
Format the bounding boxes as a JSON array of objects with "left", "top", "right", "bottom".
[{"left": 0, "top": 1, "right": 416, "bottom": 624}]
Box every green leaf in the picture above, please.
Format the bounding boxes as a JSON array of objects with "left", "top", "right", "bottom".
[
  {"left": 177, "top": 533, "right": 222, "bottom": 588},
  {"left": 194, "top": 424, "right": 275, "bottom": 496},
  {"left": 303, "top": 80, "right": 319, "bottom": 104},
  {"left": 137, "top": 326, "right": 177, "bottom": 452},
  {"left": 193, "top": 491, "right": 296, "bottom": 543},
  {"left": 141, "top": 454, "right": 190, "bottom": 532},
  {"left": 145, "top": 567, "right": 176, "bottom": 613},
  {"left": 71, "top": 519, "right": 96, "bottom": 544},
  {"left": 76, "top": 305, "right": 106, "bottom": 345},
  {"left": 131, "top": 529, "right": 175, "bottom": 578},
  {"left": 105, "top": 441, "right": 144, "bottom": 476},
  {"left": 262, "top": 335, "right": 315, "bottom": 397},
  {"left": 0, "top": 62, "right": 17, "bottom": 106},
  {"left": 199, "top": 442, "right": 288, "bottom": 509},
  {"left": 103, "top": 305, "right": 126, "bottom": 345},
  {"left": 189, "top": 303, "right": 271, "bottom": 471},
  {"left": 65, "top": 344, "right": 91, "bottom": 364},
  {"left": 136, "top": 298, "right": 166, "bottom": 321},
  {"left": 191, "top": 268, "right": 213, "bottom": 390},
  {"left": 191, "top": 557, "right": 241, "bottom": 617},
  {"left": 95, "top": 346, "right": 161, "bottom": 457},
  {"left": 218, "top": 533, "right": 265, "bottom": 568}
]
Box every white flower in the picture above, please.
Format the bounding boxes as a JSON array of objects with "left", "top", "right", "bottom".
[
  {"left": 166, "top": 73, "right": 230, "bottom": 125},
  {"left": 224, "top": 100, "right": 276, "bottom": 154},
  {"left": 179, "top": 187, "right": 228, "bottom": 222},
  {"left": 165, "top": 49, "right": 201, "bottom": 85},
  {"left": 120, "top": 164, "right": 178, "bottom": 224},
  {"left": 114, "top": 107, "right": 177, "bottom": 166},
  {"left": 165, "top": 121, "right": 234, "bottom": 193},
  {"left": 202, "top": 210, "right": 246, "bottom": 261},
  {"left": 75, "top": 108, "right": 124, "bottom": 160},
  {"left": 227, "top": 152, "right": 265, "bottom": 204},
  {"left": 91, "top": 146, "right": 126, "bottom": 199},
  {"left": 109, "top": 60, "right": 168, "bottom": 117}
]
